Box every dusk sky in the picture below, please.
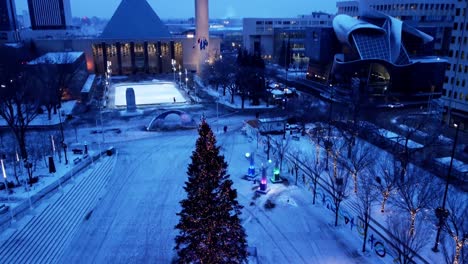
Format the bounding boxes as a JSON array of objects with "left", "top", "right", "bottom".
[{"left": 15, "top": 0, "right": 338, "bottom": 19}]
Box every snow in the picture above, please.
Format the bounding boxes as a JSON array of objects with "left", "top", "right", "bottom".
[
  {"left": 81, "top": 74, "right": 95, "bottom": 93},
  {"left": 378, "top": 128, "right": 424, "bottom": 149},
  {"left": 434, "top": 157, "right": 468, "bottom": 174},
  {"left": 203, "top": 85, "right": 276, "bottom": 110},
  {"left": 113, "top": 81, "right": 186, "bottom": 107},
  {"left": 0, "top": 78, "right": 465, "bottom": 264},
  {"left": 28, "top": 52, "right": 84, "bottom": 65}
]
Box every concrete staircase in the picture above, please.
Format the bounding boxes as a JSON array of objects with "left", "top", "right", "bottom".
[{"left": 0, "top": 155, "right": 116, "bottom": 263}]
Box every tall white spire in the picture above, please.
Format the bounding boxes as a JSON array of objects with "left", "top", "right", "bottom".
[{"left": 195, "top": 0, "right": 209, "bottom": 73}]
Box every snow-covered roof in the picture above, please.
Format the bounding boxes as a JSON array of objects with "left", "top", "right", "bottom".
[
  {"left": 28, "top": 52, "right": 84, "bottom": 65},
  {"left": 100, "top": 0, "right": 171, "bottom": 39},
  {"left": 81, "top": 74, "right": 95, "bottom": 93},
  {"left": 435, "top": 157, "right": 468, "bottom": 173},
  {"left": 378, "top": 128, "right": 424, "bottom": 149}
]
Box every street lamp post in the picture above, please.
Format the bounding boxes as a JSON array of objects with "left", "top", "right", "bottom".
[
  {"left": 179, "top": 71, "right": 182, "bottom": 87},
  {"left": 171, "top": 59, "right": 176, "bottom": 82},
  {"left": 432, "top": 123, "right": 460, "bottom": 252},
  {"left": 1, "top": 159, "right": 15, "bottom": 222},
  {"left": 58, "top": 112, "right": 68, "bottom": 165}
]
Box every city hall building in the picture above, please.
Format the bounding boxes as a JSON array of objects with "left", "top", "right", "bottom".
[
  {"left": 27, "top": 0, "right": 219, "bottom": 76},
  {"left": 91, "top": 0, "right": 219, "bottom": 75}
]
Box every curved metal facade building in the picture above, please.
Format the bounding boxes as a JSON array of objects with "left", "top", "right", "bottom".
[{"left": 328, "top": 12, "right": 447, "bottom": 105}]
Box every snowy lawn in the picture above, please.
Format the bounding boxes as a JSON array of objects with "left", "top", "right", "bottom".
[{"left": 114, "top": 81, "right": 186, "bottom": 107}]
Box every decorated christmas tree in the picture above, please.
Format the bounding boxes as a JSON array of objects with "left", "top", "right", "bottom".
[{"left": 175, "top": 118, "right": 247, "bottom": 263}]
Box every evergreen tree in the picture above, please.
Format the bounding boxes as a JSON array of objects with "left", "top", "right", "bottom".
[{"left": 175, "top": 119, "right": 247, "bottom": 263}]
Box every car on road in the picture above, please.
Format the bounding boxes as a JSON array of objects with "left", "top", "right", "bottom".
[{"left": 387, "top": 103, "right": 404, "bottom": 108}]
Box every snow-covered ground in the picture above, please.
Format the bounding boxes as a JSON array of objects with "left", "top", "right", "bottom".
[
  {"left": 113, "top": 81, "right": 186, "bottom": 107},
  {"left": 0, "top": 78, "right": 465, "bottom": 263}
]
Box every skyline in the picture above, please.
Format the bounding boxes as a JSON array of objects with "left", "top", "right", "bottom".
[{"left": 15, "top": 0, "right": 338, "bottom": 19}]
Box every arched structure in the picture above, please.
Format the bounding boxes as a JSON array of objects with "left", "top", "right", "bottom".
[
  {"left": 147, "top": 110, "right": 197, "bottom": 131},
  {"left": 327, "top": 11, "right": 447, "bottom": 105}
]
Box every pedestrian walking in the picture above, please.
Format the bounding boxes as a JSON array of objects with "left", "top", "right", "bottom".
[{"left": 173, "top": 97, "right": 176, "bottom": 103}]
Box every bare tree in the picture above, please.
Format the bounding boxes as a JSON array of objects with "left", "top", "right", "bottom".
[
  {"left": 372, "top": 156, "right": 400, "bottom": 213},
  {"left": 212, "top": 55, "right": 237, "bottom": 97},
  {"left": 0, "top": 59, "right": 41, "bottom": 184},
  {"left": 353, "top": 171, "right": 378, "bottom": 253},
  {"left": 288, "top": 149, "right": 301, "bottom": 185},
  {"left": 391, "top": 111, "right": 443, "bottom": 181},
  {"left": 386, "top": 215, "right": 429, "bottom": 264},
  {"left": 440, "top": 195, "right": 468, "bottom": 264},
  {"left": 271, "top": 137, "right": 290, "bottom": 175},
  {"left": 390, "top": 167, "right": 440, "bottom": 236},
  {"left": 327, "top": 151, "right": 351, "bottom": 226},
  {"left": 299, "top": 142, "right": 326, "bottom": 205},
  {"left": 30, "top": 53, "right": 82, "bottom": 119},
  {"left": 339, "top": 141, "right": 374, "bottom": 193}
]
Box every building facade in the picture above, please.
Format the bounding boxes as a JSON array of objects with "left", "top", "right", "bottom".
[
  {"left": 243, "top": 12, "right": 333, "bottom": 62},
  {"left": 442, "top": 0, "right": 468, "bottom": 126},
  {"left": 309, "top": 12, "right": 447, "bottom": 107},
  {"left": 0, "top": 0, "right": 19, "bottom": 42},
  {"left": 27, "top": 0, "right": 72, "bottom": 30},
  {"left": 337, "top": 0, "right": 468, "bottom": 123},
  {"left": 336, "top": 0, "right": 457, "bottom": 56}
]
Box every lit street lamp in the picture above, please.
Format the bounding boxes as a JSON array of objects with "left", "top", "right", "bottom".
[
  {"left": 432, "top": 123, "right": 460, "bottom": 252},
  {"left": 245, "top": 152, "right": 255, "bottom": 178}
]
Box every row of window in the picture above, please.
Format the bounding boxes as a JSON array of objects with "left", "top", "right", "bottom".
[
  {"left": 453, "top": 21, "right": 468, "bottom": 31},
  {"left": 449, "top": 34, "right": 468, "bottom": 48},
  {"left": 443, "top": 89, "right": 468, "bottom": 102},
  {"left": 445, "top": 75, "right": 467, "bottom": 88},
  {"left": 339, "top": 3, "right": 456, "bottom": 14},
  {"left": 372, "top": 3, "right": 455, "bottom": 12},
  {"left": 255, "top": 20, "right": 331, "bottom": 26}
]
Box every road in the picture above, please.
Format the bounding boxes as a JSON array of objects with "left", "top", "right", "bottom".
[
  {"left": 60, "top": 132, "right": 195, "bottom": 263},
  {"left": 57, "top": 122, "right": 381, "bottom": 263}
]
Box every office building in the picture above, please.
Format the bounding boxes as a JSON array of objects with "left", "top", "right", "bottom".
[
  {"left": 442, "top": 0, "right": 468, "bottom": 126},
  {"left": 28, "top": 0, "right": 72, "bottom": 30},
  {"left": 0, "top": 0, "right": 19, "bottom": 42},
  {"left": 243, "top": 12, "right": 333, "bottom": 62}
]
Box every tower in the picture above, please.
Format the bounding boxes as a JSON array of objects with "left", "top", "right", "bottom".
[
  {"left": 195, "top": 0, "right": 209, "bottom": 73},
  {"left": 27, "top": 0, "right": 72, "bottom": 30},
  {"left": 0, "top": 0, "right": 19, "bottom": 42}
]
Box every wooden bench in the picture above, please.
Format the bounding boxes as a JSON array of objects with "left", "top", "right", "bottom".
[{"left": 73, "top": 157, "right": 82, "bottom": 164}]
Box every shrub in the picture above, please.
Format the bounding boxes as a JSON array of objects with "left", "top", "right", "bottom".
[{"left": 264, "top": 199, "right": 276, "bottom": 209}]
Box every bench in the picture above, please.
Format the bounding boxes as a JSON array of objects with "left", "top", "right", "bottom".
[
  {"left": 73, "top": 157, "right": 82, "bottom": 164},
  {"left": 0, "top": 204, "right": 9, "bottom": 214},
  {"left": 106, "top": 147, "right": 116, "bottom": 156},
  {"left": 72, "top": 149, "right": 83, "bottom": 155}
]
